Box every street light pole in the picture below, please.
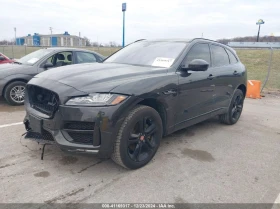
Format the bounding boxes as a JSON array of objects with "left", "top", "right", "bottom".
[
  {"left": 14, "top": 27, "right": 16, "bottom": 45},
  {"left": 50, "top": 27, "right": 53, "bottom": 47},
  {"left": 256, "top": 19, "right": 264, "bottom": 42},
  {"left": 122, "top": 3, "right": 127, "bottom": 48}
]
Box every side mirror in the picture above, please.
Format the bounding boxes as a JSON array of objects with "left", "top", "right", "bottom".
[
  {"left": 44, "top": 63, "right": 54, "bottom": 69},
  {"left": 0, "top": 56, "right": 5, "bottom": 61},
  {"left": 182, "top": 59, "right": 209, "bottom": 72}
]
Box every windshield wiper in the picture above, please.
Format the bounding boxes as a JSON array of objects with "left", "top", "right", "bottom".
[{"left": 13, "top": 61, "right": 22, "bottom": 65}]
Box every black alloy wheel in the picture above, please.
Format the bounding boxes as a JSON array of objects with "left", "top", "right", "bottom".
[
  {"left": 111, "top": 105, "right": 163, "bottom": 169},
  {"left": 127, "top": 116, "right": 158, "bottom": 162},
  {"left": 219, "top": 89, "right": 244, "bottom": 125}
]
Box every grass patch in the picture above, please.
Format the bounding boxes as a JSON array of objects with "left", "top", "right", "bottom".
[{"left": 236, "top": 49, "right": 280, "bottom": 90}]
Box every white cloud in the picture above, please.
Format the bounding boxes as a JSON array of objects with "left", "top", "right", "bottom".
[{"left": 0, "top": 0, "right": 279, "bottom": 44}]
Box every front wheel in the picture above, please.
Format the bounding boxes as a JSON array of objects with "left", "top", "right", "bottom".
[
  {"left": 4, "top": 81, "right": 26, "bottom": 106},
  {"left": 111, "top": 105, "right": 163, "bottom": 169},
  {"left": 219, "top": 89, "right": 244, "bottom": 125}
]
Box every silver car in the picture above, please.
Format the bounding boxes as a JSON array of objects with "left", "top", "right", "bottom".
[{"left": 0, "top": 48, "right": 105, "bottom": 105}]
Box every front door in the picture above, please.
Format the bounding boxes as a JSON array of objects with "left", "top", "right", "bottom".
[
  {"left": 175, "top": 43, "right": 216, "bottom": 128},
  {"left": 38, "top": 51, "right": 73, "bottom": 73}
]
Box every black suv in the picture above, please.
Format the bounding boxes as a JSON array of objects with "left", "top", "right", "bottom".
[{"left": 24, "top": 39, "right": 247, "bottom": 169}]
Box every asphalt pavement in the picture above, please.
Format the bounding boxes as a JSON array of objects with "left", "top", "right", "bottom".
[{"left": 0, "top": 96, "right": 280, "bottom": 204}]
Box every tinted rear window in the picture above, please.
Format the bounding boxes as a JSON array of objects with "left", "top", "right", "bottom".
[
  {"left": 226, "top": 49, "right": 238, "bottom": 64},
  {"left": 211, "top": 45, "right": 230, "bottom": 67}
]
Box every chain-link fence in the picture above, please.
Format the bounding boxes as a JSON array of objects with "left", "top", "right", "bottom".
[
  {"left": 0, "top": 45, "right": 120, "bottom": 59},
  {"left": 235, "top": 48, "right": 280, "bottom": 92}
]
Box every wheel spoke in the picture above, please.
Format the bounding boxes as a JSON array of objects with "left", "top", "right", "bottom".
[
  {"left": 145, "top": 123, "right": 156, "bottom": 135},
  {"left": 132, "top": 143, "right": 142, "bottom": 161},
  {"left": 145, "top": 138, "right": 155, "bottom": 149},
  {"left": 236, "top": 105, "right": 242, "bottom": 111},
  {"left": 231, "top": 107, "right": 236, "bottom": 117},
  {"left": 128, "top": 134, "right": 139, "bottom": 145},
  {"left": 138, "top": 117, "right": 146, "bottom": 133},
  {"left": 130, "top": 133, "right": 139, "bottom": 140}
]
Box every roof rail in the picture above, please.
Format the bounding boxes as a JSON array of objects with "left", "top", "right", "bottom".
[
  {"left": 191, "top": 38, "right": 221, "bottom": 44},
  {"left": 134, "top": 39, "right": 146, "bottom": 42}
]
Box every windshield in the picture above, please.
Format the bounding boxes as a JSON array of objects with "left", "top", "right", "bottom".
[
  {"left": 105, "top": 41, "right": 187, "bottom": 68},
  {"left": 18, "top": 49, "right": 53, "bottom": 65}
]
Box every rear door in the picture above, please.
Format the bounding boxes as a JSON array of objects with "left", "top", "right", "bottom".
[
  {"left": 175, "top": 43, "right": 216, "bottom": 128},
  {"left": 210, "top": 44, "right": 233, "bottom": 108},
  {"left": 74, "top": 51, "right": 101, "bottom": 64}
]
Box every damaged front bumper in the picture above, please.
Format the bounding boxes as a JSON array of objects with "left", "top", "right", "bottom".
[
  {"left": 23, "top": 104, "right": 126, "bottom": 157},
  {"left": 22, "top": 78, "right": 133, "bottom": 158}
]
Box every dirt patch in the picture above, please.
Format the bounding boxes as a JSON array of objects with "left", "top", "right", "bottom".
[
  {"left": 174, "top": 196, "right": 186, "bottom": 203},
  {"left": 59, "top": 156, "right": 78, "bottom": 165},
  {"left": 185, "top": 131, "right": 195, "bottom": 137},
  {"left": 45, "top": 188, "right": 85, "bottom": 203},
  {"left": 34, "top": 171, "right": 50, "bottom": 178},
  {"left": 181, "top": 148, "right": 215, "bottom": 162},
  {"left": 78, "top": 160, "right": 103, "bottom": 173},
  {"left": 0, "top": 164, "right": 14, "bottom": 169}
]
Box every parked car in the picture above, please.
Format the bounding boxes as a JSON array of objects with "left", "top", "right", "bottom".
[
  {"left": 24, "top": 38, "right": 247, "bottom": 169},
  {"left": 0, "top": 48, "right": 105, "bottom": 105},
  {"left": 0, "top": 52, "right": 13, "bottom": 64}
]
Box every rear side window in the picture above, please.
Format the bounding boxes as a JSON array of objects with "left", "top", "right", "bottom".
[
  {"left": 184, "top": 43, "right": 211, "bottom": 66},
  {"left": 226, "top": 49, "right": 238, "bottom": 64},
  {"left": 211, "top": 45, "right": 229, "bottom": 67},
  {"left": 76, "top": 52, "right": 97, "bottom": 64}
]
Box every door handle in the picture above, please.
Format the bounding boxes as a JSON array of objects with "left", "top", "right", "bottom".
[
  {"left": 207, "top": 74, "right": 214, "bottom": 80},
  {"left": 233, "top": 71, "right": 238, "bottom": 75}
]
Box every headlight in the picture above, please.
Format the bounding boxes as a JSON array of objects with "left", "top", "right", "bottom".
[{"left": 65, "top": 93, "right": 127, "bottom": 106}]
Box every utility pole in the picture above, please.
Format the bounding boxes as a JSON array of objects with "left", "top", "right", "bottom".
[
  {"left": 122, "top": 3, "right": 127, "bottom": 48},
  {"left": 79, "top": 32, "right": 81, "bottom": 46},
  {"left": 14, "top": 27, "right": 16, "bottom": 45},
  {"left": 50, "top": 27, "right": 53, "bottom": 47},
  {"left": 201, "top": 33, "right": 203, "bottom": 38},
  {"left": 256, "top": 19, "right": 264, "bottom": 42}
]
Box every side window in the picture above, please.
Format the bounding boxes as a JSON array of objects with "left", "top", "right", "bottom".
[
  {"left": 226, "top": 49, "right": 238, "bottom": 64},
  {"left": 184, "top": 43, "right": 211, "bottom": 66},
  {"left": 76, "top": 52, "right": 97, "bottom": 64},
  {"left": 45, "top": 51, "right": 72, "bottom": 68},
  {"left": 211, "top": 45, "right": 229, "bottom": 67}
]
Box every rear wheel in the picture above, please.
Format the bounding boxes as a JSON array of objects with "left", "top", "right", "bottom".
[
  {"left": 111, "top": 105, "right": 163, "bottom": 169},
  {"left": 219, "top": 89, "right": 244, "bottom": 125},
  {"left": 4, "top": 81, "right": 26, "bottom": 106}
]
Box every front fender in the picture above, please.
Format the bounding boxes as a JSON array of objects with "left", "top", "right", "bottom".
[{"left": 0, "top": 74, "right": 33, "bottom": 96}]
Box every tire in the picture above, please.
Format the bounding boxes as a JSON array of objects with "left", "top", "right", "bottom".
[
  {"left": 4, "top": 81, "right": 26, "bottom": 106},
  {"left": 111, "top": 105, "right": 163, "bottom": 169},
  {"left": 219, "top": 89, "right": 244, "bottom": 125}
]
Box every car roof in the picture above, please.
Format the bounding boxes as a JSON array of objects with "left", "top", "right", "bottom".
[
  {"left": 43, "top": 47, "right": 105, "bottom": 58},
  {"left": 45, "top": 47, "right": 96, "bottom": 53},
  {"left": 140, "top": 38, "right": 221, "bottom": 44},
  {"left": 138, "top": 38, "right": 234, "bottom": 51}
]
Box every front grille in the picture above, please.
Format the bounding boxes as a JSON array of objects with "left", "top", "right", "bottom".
[
  {"left": 64, "top": 122, "right": 95, "bottom": 130},
  {"left": 28, "top": 85, "right": 59, "bottom": 117},
  {"left": 68, "top": 132, "right": 93, "bottom": 145}
]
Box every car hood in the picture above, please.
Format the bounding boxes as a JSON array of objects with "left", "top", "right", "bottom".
[
  {"left": 0, "top": 63, "right": 33, "bottom": 78},
  {"left": 35, "top": 63, "right": 167, "bottom": 93}
]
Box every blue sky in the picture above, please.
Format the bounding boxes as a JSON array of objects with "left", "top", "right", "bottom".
[{"left": 0, "top": 0, "right": 279, "bottom": 44}]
